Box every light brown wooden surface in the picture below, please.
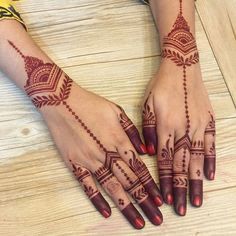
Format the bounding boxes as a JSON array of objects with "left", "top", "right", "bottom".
[{"left": 0, "top": 0, "right": 236, "bottom": 235}]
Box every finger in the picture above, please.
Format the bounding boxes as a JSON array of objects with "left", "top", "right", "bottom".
[
  {"left": 104, "top": 151, "right": 163, "bottom": 226},
  {"left": 93, "top": 162, "right": 145, "bottom": 229},
  {"left": 117, "top": 105, "right": 147, "bottom": 155},
  {"left": 142, "top": 93, "right": 157, "bottom": 155},
  {"left": 157, "top": 133, "right": 174, "bottom": 205},
  {"left": 204, "top": 112, "right": 216, "bottom": 180},
  {"left": 173, "top": 133, "right": 191, "bottom": 216},
  {"left": 117, "top": 146, "right": 163, "bottom": 207},
  {"left": 189, "top": 138, "right": 204, "bottom": 207},
  {"left": 68, "top": 159, "right": 111, "bottom": 218}
]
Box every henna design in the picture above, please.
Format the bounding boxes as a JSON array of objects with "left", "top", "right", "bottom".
[
  {"left": 160, "top": 0, "right": 201, "bottom": 213},
  {"left": 159, "top": 134, "right": 174, "bottom": 180},
  {"left": 142, "top": 94, "right": 156, "bottom": 128},
  {"left": 205, "top": 112, "right": 216, "bottom": 159},
  {"left": 142, "top": 93, "right": 157, "bottom": 155},
  {"left": 161, "top": 0, "right": 199, "bottom": 139},
  {"left": 118, "top": 199, "right": 125, "bottom": 206},
  {"left": 117, "top": 105, "right": 146, "bottom": 154},
  {"left": 196, "top": 170, "right": 201, "bottom": 177},
  {"left": 69, "top": 160, "right": 99, "bottom": 199},
  {"left": 8, "top": 41, "right": 108, "bottom": 153},
  {"left": 8, "top": 41, "right": 161, "bottom": 224},
  {"left": 204, "top": 111, "right": 216, "bottom": 180}
]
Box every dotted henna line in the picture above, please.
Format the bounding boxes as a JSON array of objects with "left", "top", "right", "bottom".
[{"left": 62, "top": 101, "right": 107, "bottom": 153}]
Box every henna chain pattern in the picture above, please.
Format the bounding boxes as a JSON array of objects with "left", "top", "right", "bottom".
[
  {"left": 159, "top": 134, "right": 174, "bottom": 180},
  {"left": 161, "top": 0, "right": 199, "bottom": 188},
  {"left": 8, "top": 41, "right": 149, "bottom": 204}
]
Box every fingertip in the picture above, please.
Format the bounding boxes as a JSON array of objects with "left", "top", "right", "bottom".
[
  {"left": 166, "top": 193, "right": 174, "bottom": 205},
  {"left": 101, "top": 209, "right": 111, "bottom": 218},
  {"left": 176, "top": 205, "right": 186, "bottom": 216},
  {"left": 147, "top": 143, "right": 156, "bottom": 156},
  {"left": 139, "top": 143, "right": 147, "bottom": 155},
  {"left": 192, "top": 195, "right": 202, "bottom": 208}
]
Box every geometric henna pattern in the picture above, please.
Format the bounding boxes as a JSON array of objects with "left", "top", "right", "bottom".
[
  {"left": 142, "top": 92, "right": 157, "bottom": 155},
  {"left": 69, "top": 159, "right": 99, "bottom": 199},
  {"left": 142, "top": 93, "right": 156, "bottom": 128},
  {"left": 205, "top": 111, "right": 216, "bottom": 160},
  {"left": 8, "top": 40, "right": 108, "bottom": 153},
  {"left": 159, "top": 134, "right": 174, "bottom": 180},
  {"left": 8, "top": 41, "right": 163, "bottom": 227},
  {"left": 161, "top": 0, "right": 199, "bottom": 189},
  {"left": 127, "top": 150, "right": 152, "bottom": 186},
  {"left": 117, "top": 105, "right": 147, "bottom": 154}
]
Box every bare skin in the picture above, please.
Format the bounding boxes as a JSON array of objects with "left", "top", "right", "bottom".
[
  {"left": 0, "top": 20, "right": 163, "bottom": 229},
  {"left": 142, "top": 0, "right": 216, "bottom": 216}
]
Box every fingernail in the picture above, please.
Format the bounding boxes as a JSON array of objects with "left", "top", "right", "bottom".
[
  {"left": 178, "top": 205, "right": 186, "bottom": 216},
  {"left": 134, "top": 217, "right": 145, "bottom": 229},
  {"left": 140, "top": 144, "right": 147, "bottom": 154},
  {"left": 152, "top": 215, "right": 163, "bottom": 225},
  {"left": 209, "top": 171, "right": 215, "bottom": 180},
  {"left": 154, "top": 196, "right": 163, "bottom": 207},
  {"left": 193, "top": 195, "right": 202, "bottom": 207},
  {"left": 147, "top": 144, "right": 155, "bottom": 155},
  {"left": 166, "top": 193, "right": 173, "bottom": 205},
  {"left": 101, "top": 209, "right": 111, "bottom": 218}
]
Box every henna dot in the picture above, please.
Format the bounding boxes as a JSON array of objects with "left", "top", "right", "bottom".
[{"left": 124, "top": 151, "right": 128, "bottom": 155}]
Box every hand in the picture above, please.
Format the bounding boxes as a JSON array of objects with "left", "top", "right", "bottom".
[
  {"left": 43, "top": 82, "right": 165, "bottom": 229},
  {"left": 6, "top": 39, "right": 164, "bottom": 229},
  {"left": 142, "top": 60, "right": 216, "bottom": 215}
]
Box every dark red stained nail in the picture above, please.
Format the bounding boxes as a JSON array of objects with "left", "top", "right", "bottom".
[
  {"left": 152, "top": 215, "right": 163, "bottom": 225},
  {"left": 121, "top": 203, "right": 145, "bottom": 230},
  {"left": 147, "top": 144, "right": 156, "bottom": 155},
  {"left": 154, "top": 196, "right": 163, "bottom": 207},
  {"left": 134, "top": 217, "right": 145, "bottom": 229},
  {"left": 178, "top": 205, "right": 186, "bottom": 216},
  {"left": 102, "top": 209, "right": 111, "bottom": 218},
  {"left": 193, "top": 195, "right": 202, "bottom": 207},
  {"left": 140, "top": 144, "right": 147, "bottom": 154},
  {"left": 139, "top": 196, "right": 163, "bottom": 226},
  {"left": 209, "top": 171, "right": 215, "bottom": 180},
  {"left": 166, "top": 193, "right": 173, "bottom": 205}
]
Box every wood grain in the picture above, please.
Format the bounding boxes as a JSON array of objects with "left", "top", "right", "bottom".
[{"left": 0, "top": 0, "right": 235, "bottom": 235}]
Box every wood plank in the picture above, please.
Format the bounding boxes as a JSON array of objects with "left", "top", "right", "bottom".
[
  {"left": 196, "top": 0, "right": 236, "bottom": 106},
  {"left": 0, "top": 185, "right": 235, "bottom": 235}
]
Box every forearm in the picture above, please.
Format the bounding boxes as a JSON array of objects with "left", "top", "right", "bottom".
[
  {"left": 0, "top": 20, "right": 54, "bottom": 90},
  {"left": 149, "top": 0, "right": 196, "bottom": 48}
]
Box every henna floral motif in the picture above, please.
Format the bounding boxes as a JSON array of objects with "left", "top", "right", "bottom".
[
  {"left": 117, "top": 105, "right": 147, "bottom": 154},
  {"left": 142, "top": 94, "right": 156, "bottom": 128},
  {"left": 142, "top": 93, "right": 157, "bottom": 155},
  {"left": 159, "top": 134, "right": 174, "bottom": 180},
  {"left": 69, "top": 160, "right": 99, "bottom": 199}
]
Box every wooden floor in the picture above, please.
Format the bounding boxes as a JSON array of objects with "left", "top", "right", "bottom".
[{"left": 0, "top": 0, "right": 236, "bottom": 235}]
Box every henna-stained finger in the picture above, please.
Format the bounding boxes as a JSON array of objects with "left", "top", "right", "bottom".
[
  {"left": 117, "top": 106, "right": 147, "bottom": 155},
  {"left": 189, "top": 139, "right": 204, "bottom": 207},
  {"left": 157, "top": 133, "right": 174, "bottom": 205},
  {"left": 204, "top": 112, "right": 216, "bottom": 180},
  {"left": 117, "top": 146, "right": 163, "bottom": 207},
  {"left": 103, "top": 151, "right": 163, "bottom": 226},
  {"left": 68, "top": 160, "right": 111, "bottom": 218},
  {"left": 142, "top": 93, "right": 157, "bottom": 156},
  {"left": 93, "top": 162, "right": 145, "bottom": 230},
  {"left": 173, "top": 134, "right": 191, "bottom": 216}
]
